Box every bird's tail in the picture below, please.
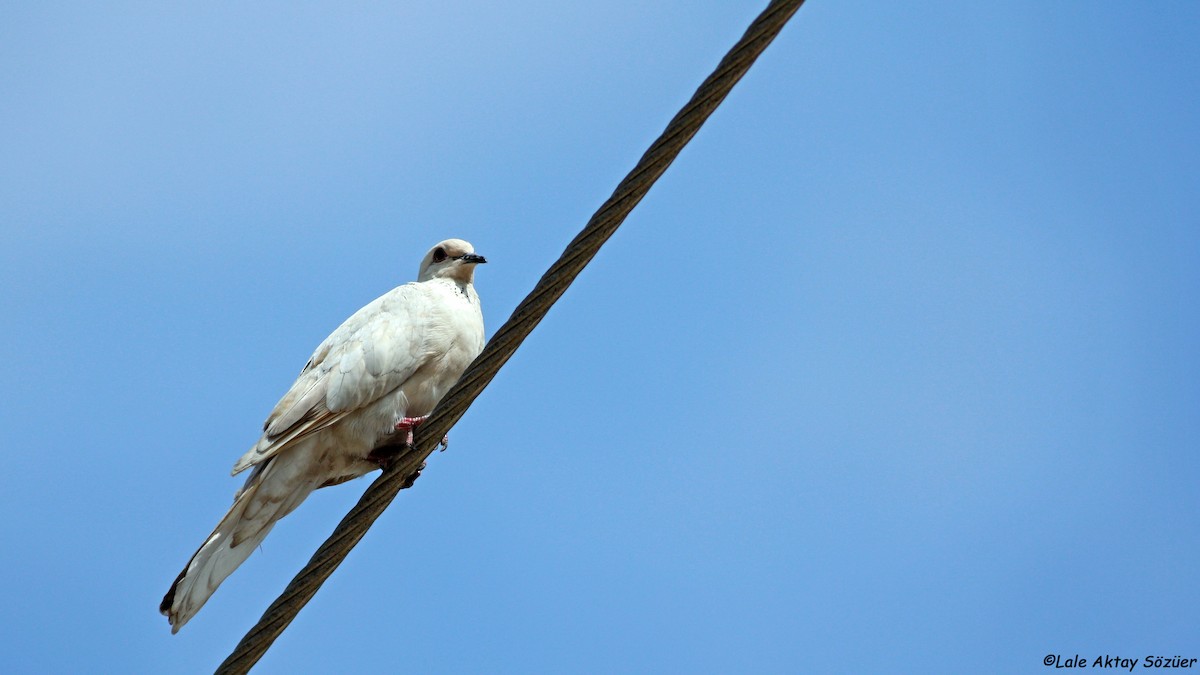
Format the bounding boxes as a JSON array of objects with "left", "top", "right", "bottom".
[{"left": 160, "top": 458, "right": 317, "bottom": 633}]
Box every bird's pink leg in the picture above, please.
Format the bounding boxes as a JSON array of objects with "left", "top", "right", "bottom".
[
  {"left": 394, "top": 415, "right": 450, "bottom": 450},
  {"left": 394, "top": 415, "right": 430, "bottom": 446}
]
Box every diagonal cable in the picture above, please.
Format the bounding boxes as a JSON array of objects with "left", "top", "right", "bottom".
[{"left": 215, "top": 1, "right": 804, "bottom": 671}]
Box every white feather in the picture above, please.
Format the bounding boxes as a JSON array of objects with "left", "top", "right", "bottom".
[{"left": 161, "top": 239, "right": 486, "bottom": 632}]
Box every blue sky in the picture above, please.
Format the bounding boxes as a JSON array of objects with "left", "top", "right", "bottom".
[{"left": 1, "top": 1, "right": 1197, "bottom": 673}]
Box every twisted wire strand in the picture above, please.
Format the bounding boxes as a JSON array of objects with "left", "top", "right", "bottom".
[{"left": 215, "top": 1, "right": 804, "bottom": 671}]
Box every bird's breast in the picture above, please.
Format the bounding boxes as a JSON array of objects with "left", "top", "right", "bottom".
[{"left": 396, "top": 282, "right": 484, "bottom": 418}]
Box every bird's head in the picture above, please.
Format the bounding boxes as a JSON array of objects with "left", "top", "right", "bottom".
[{"left": 418, "top": 238, "right": 487, "bottom": 283}]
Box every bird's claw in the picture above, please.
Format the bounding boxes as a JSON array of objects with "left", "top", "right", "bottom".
[
  {"left": 394, "top": 415, "right": 430, "bottom": 446},
  {"left": 394, "top": 415, "right": 449, "bottom": 451}
]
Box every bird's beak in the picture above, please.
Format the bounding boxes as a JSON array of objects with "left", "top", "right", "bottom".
[{"left": 459, "top": 253, "right": 487, "bottom": 264}]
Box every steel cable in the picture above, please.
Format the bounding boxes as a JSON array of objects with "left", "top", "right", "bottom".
[{"left": 215, "top": 1, "right": 804, "bottom": 670}]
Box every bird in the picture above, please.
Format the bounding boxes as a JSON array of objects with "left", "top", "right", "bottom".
[{"left": 160, "top": 238, "right": 486, "bottom": 633}]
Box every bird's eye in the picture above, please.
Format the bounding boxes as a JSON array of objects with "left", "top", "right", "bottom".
[{"left": 432, "top": 247, "right": 448, "bottom": 263}]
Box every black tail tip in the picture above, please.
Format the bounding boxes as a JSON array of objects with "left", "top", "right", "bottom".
[{"left": 160, "top": 567, "right": 187, "bottom": 616}]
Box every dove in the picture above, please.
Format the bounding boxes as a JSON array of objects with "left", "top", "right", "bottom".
[{"left": 160, "top": 238, "right": 486, "bottom": 633}]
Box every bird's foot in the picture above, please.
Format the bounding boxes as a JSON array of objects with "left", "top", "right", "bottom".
[
  {"left": 394, "top": 415, "right": 430, "bottom": 446},
  {"left": 394, "top": 415, "right": 450, "bottom": 451}
]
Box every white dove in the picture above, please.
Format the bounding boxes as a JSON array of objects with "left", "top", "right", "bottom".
[{"left": 161, "top": 238, "right": 486, "bottom": 633}]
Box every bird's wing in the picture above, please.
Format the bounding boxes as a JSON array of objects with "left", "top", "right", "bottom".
[{"left": 231, "top": 283, "right": 436, "bottom": 475}]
